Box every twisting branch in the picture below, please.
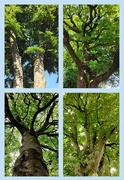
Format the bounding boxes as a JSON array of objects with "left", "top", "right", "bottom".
[
  {"left": 90, "top": 46, "right": 119, "bottom": 87},
  {"left": 36, "top": 100, "right": 58, "bottom": 136},
  {"left": 64, "top": 21, "right": 81, "bottom": 33},
  {"left": 30, "top": 94, "right": 58, "bottom": 134},
  {"left": 5, "top": 94, "right": 28, "bottom": 134},
  {"left": 21, "top": 93, "right": 30, "bottom": 120}
]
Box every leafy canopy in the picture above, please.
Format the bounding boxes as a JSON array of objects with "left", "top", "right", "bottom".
[
  {"left": 5, "top": 93, "right": 58, "bottom": 176},
  {"left": 5, "top": 5, "right": 58, "bottom": 87},
  {"left": 64, "top": 93, "right": 119, "bottom": 176},
  {"left": 64, "top": 5, "right": 119, "bottom": 88}
]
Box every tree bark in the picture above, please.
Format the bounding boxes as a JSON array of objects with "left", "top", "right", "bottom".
[
  {"left": 34, "top": 54, "right": 46, "bottom": 88},
  {"left": 10, "top": 32, "right": 23, "bottom": 88},
  {"left": 77, "top": 69, "right": 88, "bottom": 88},
  {"left": 13, "top": 130, "right": 49, "bottom": 176}
]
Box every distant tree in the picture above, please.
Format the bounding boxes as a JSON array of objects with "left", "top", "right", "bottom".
[
  {"left": 5, "top": 5, "right": 58, "bottom": 88},
  {"left": 63, "top": 5, "right": 119, "bottom": 88},
  {"left": 5, "top": 93, "right": 58, "bottom": 176},
  {"left": 64, "top": 93, "right": 119, "bottom": 176}
]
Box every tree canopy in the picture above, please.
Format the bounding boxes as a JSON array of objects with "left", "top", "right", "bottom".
[
  {"left": 5, "top": 93, "right": 58, "bottom": 176},
  {"left": 64, "top": 93, "right": 119, "bottom": 176},
  {"left": 63, "top": 5, "right": 119, "bottom": 88},
  {"left": 5, "top": 5, "right": 58, "bottom": 88}
]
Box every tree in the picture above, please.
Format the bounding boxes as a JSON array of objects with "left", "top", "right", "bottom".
[
  {"left": 5, "top": 5, "right": 58, "bottom": 88},
  {"left": 64, "top": 93, "right": 119, "bottom": 176},
  {"left": 5, "top": 93, "right": 58, "bottom": 176},
  {"left": 63, "top": 5, "right": 119, "bottom": 88}
]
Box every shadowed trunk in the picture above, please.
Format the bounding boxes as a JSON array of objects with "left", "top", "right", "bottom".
[
  {"left": 77, "top": 69, "right": 88, "bottom": 88},
  {"left": 13, "top": 130, "right": 49, "bottom": 176},
  {"left": 34, "top": 54, "right": 46, "bottom": 88},
  {"left": 10, "top": 32, "right": 23, "bottom": 88}
]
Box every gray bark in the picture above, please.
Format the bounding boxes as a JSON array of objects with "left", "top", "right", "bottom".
[
  {"left": 10, "top": 32, "right": 23, "bottom": 88},
  {"left": 13, "top": 130, "right": 49, "bottom": 176},
  {"left": 34, "top": 54, "right": 46, "bottom": 88}
]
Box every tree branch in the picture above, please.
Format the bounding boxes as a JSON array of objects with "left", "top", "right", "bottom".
[
  {"left": 64, "top": 21, "right": 81, "bottom": 33},
  {"left": 90, "top": 46, "right": 119, "bottom": 87},
  {"left": 36, "top": 100, "right": 58, "bottom": 136},
  {"left": 30, "top": 94, "right": 58, "bottom": 134},
  {"left": 5, "top": 94, "right": 28, "bottom": 134},
  {"left": 40, "top": 143, "right": 58, "bottom": 153},
  {"left": 42, "top": 132, "right": 58, "bottom": 137},
  {"left": 64, "top": 28, "right": 82, "bottom": 69}
]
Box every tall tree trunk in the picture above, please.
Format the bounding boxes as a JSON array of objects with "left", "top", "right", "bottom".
[
  {"left": 34, "top": 54, "right": 46, "bottom": 88},
  {"left": 10, "top": 32, "right": 23, "bottom": 88},
  {"left": 13, "top": 130, "right": 49, "bottom": 176}
]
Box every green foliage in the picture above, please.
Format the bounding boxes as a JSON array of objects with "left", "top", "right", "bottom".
[
  {"left": 63, "top": 51, "right": 77, "bottom": 88},
  {"left": 24, "top": 46, "right": 45, "bottom": 55},
  {"left": 5, "top": 127, "right": 21, "bottom": 176},
  {"left": 5, "top": 5, "right": 58, "bottom": 88},
  {"left": 5, "top": 5, "right": 22, "bottom": 37},
  {"left": 64, "top": 93, "right": 119, "bottom": 176},
  {"left": 64, "top": 5, "right": 119, "bottom": 88},
  {"left": 5, "top": 93, "right": 58, "bottom": 176}
]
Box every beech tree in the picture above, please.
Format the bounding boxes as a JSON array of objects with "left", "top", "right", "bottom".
[
  {"left": 63, "top": 5, "right": 119, "bottom": 88},
  {"left": 5, "top": 5, "right": 58, "bottom": 88},
  {"left": 64, "top": 93, "right": 119, "bottom": 176},
  {"left": 5, "top": 93, "right": 58, "bottom": 176}
]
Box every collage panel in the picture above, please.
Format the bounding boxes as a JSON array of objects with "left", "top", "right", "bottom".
[
  {"left": 63, "top": 93, "right": 119, "bottom": 176},
  {"left": 5, "top": 93, "right": 59, "bottom": 176},
  {"left": 5, "top": 5, "right": 58, "bottom": 88},
  {"left": 63, "top": 5, "right": 119, "bottom": 88}
]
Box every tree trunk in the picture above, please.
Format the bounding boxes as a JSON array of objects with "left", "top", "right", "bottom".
[
  {"left": 10, "top": 32, "right": 23, "bottom": 88},
  {"left": 13, "top": 130, "right": 49, "bottom": 176},
  {"left": 34, "top": 54, "right": 46, "bottom": 88},
  {"left": 77, "top": 70, "right": 88, "bottom": 88}
]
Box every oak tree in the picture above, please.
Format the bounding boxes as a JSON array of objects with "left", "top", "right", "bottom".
[{"left": 63, "top": 5, "right": 119, "bottom": 88}]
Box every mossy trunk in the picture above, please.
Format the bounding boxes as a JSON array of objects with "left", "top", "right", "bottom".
[{"left": 13, "top": 131, "right": 49, "bottom": 176}]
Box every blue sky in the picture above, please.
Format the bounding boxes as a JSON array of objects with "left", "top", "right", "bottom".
[{"left": 45, "top": 71, "right": 58, "bottom": 88}]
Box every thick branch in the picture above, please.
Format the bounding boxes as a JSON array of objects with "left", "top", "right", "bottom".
[
  {"left": 42, "top": 132, "right": 58, "bottom": 137},
  {"left": 40, "top": 143, "right": 58, "bottom": 153},
  {"left": 90, "top": 47, "right": 119, "bottom": 87},
  {"left": 64, "top": 21, "right": 81, "bottom": 33},
  {"left": 64, "top": 28, "right": 82, "bottom": 69},
  {"left": 5, "top": 95, "right": 28, "bottom": 134}
]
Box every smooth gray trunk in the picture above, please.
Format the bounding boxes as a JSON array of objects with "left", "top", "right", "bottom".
[
  {"left": 34, "top": 54, "right": 46, "bottom": 88},
  {"left": 10, "top": 32, "right": 23, "bottom": 88},
  {"left": 13, "top": 131, "right": 49, "bottom": 176}
]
